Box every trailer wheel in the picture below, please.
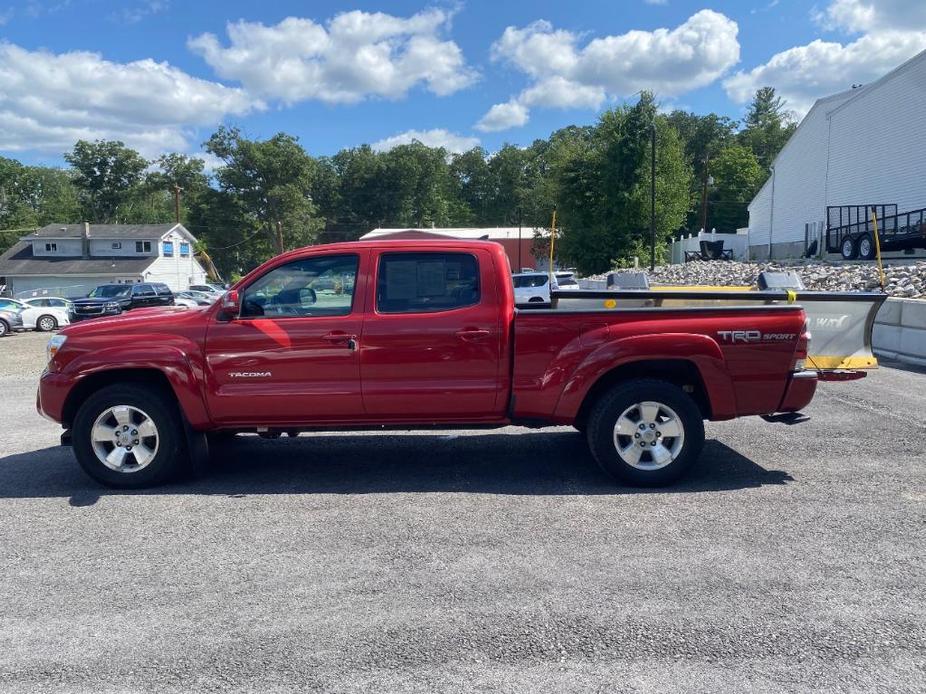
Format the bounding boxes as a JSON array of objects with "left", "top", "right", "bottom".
[
  {"left": 841, "top": 236, "right": 858, "bottom": 260},
  {"left": 857, "top": 234, "right": 875, "bottom": 260},
  {"left": 586, "top": 379, "right": 704, "bottom": 486}
]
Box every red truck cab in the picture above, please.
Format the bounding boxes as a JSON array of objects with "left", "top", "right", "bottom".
[{"left": 39, "top": 239, "right": 827, "bottom": 489}]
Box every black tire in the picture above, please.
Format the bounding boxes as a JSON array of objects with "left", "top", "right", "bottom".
[
  {"left": 586, "top": 379, "right": 704, "bottom": 487},
  {"left": 36, "top": 314, "right": 57, "bottom": 332},
  {"left": 0, "top": 319, "right": 8, "bottom": 337},
  {"left": 72, "top": 383, "right": 186, "bottom": 489},
  {"left": 528, "top": 296, "right": 545, "bottom": 303},
  {"left": 857, "top": 234, "right": 876, "bottom": 260},
  {"left": 841, "top": 236, "right": 858, "bottom": 260}
]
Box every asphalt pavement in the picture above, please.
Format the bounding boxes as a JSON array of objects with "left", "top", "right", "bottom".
[{"left": 0, "top": 330, "right": 924, "bottom": 693}]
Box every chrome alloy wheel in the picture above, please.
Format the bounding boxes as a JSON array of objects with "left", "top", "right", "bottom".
[
  {"left": 91, "top": 405, "right": 159, "bottom": 473},
  {"left": 612, "top": 401, "right": 685, "bottom": 470}
]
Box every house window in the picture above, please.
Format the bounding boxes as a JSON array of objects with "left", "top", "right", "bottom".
[
  {"left": 163, "top": 241, "right": 174, "bottom": 257},
  {"left": 45, "top": 243, "right": 58, "bottom": 252},
  {"left": 111, "top": 242, "right": 122, "bottom": 250},
  {"left": 135, "top": 241, "right": 152, "bottom": 253},
  {"left": 180, "top": 242, "right": 190, "bottom": 257}
]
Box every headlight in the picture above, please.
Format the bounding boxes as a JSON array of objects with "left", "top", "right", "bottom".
[
  {"left": 47, "top": 334, "right": 67, "bottom": 363},
  {"left": 104, "top": 302, "right": 120, "bottom": 311}
]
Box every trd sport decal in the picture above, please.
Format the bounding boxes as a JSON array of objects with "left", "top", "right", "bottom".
[{"left": 716, "top": 330, "right": 796, "bottom": 343}]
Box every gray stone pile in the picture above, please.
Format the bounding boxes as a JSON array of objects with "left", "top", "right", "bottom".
[{"left": 604, "top": 260, "right": 926, "bottom": 299}]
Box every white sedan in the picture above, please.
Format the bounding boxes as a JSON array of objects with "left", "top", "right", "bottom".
[{"left": 0, "top": 297, "right": 72, "bottom": 331}]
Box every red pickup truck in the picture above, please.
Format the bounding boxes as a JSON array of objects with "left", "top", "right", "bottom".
[{"left": 39, "top": 239, "right": 845, "bottom": 489}]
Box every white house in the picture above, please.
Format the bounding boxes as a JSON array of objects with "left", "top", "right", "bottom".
[
  {"left": 0, "top": 223, "right": 208, "bottom": 298},
  {"left": 747, "top": 48, "right": 926, "bottom": 260}
]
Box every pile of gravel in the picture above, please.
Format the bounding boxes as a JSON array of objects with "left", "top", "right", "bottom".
[{"left": 597, "top": 260, "right": 926, "bottom": 299}]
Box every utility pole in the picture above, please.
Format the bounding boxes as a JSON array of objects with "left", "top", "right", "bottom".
[
  {"left": 173, "top": 185, "right": 182, "bottom": 224},
  {"left": 275, "top": 220, "right": 284, "bottom": 254},
  {"left": 650, "top": 123, "right": 656, "bottom": 271},
  {"left": 699, "top": 153, "right": 710, "bottom": 234},
  {"left": 517, "top": 206, "right": 522, "bottom": 271}
]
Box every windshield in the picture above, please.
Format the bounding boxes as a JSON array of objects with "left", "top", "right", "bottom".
[
  {"left": 88, "top": 285, "right": 130, "bottom": 298},
  {"left": 513, "top": 275, "right": 549, "bottom": 288}
]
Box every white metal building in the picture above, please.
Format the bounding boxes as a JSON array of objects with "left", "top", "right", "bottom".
[
  {"left": 747, "top": 48, "right": 926, "bottom": 260},
  {"left": 0, "top": 223, "right": 208, "bottom": 298}
]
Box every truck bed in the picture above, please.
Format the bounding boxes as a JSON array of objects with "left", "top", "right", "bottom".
[{"left": 512, "top": 303, "right": 807, "bottom": 423}]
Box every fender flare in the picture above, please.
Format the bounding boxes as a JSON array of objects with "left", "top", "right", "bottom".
[
  {"left": 61, "top": 344, "right": 210, "bottom": 428},
  {"left": 553, "top": 333, "right": 738, "bottom": 420}
]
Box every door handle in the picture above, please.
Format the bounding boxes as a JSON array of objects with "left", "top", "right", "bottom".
[
  {"left": 323, "top": 331, "right": 359, "bottom": 351},
  {"left": 456, "top": 328, "right": 491, "bottom": 341}
]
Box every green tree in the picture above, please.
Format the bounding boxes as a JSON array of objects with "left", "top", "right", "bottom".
[
  {"left": 666, "top": 111, "right": 737, "bottom": 231},
  {"left": 330, "top": 144, "right": 386, "bottom": 234},
  {"left": 708, "top": 144, "right": 764, "bottom": 232},
  {"left": 1, "top": 158, "right": 81, "bottom": 252},
  {"left": 379, "top": 142, "right": 455, "bottom": 227},
  {"left": 738, "top": 87, "right": 797, "bottom": 170},
  {"left": 204, "top": 127, "right": 321, "bottom": 254},
  {"left": 64, "top": 140, "right": 148, "bottom": 222},
  {"left": 556, "top": 93, "right": 691, "bottom": 274}
]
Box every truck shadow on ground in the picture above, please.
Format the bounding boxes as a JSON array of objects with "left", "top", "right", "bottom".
[{"left": 0, "top": 430, "right": 794, "bottom": 506}]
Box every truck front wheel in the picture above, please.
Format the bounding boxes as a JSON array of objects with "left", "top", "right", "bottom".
[
  {"left": 586, "top": 379, "right": 704, "bottom": 486},
  {"left": 72, "top": 384, "right": 185, "bottom": 489}
]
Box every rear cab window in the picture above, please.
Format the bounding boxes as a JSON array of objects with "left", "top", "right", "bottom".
[{"left": 376, "top": 252, "right": 480, "bottom": 314}]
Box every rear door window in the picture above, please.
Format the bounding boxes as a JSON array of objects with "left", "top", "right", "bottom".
[{"left": 376, "top": 252, "right": 480, "bottom": 314}]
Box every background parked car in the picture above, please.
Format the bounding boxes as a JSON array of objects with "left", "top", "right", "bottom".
[
  {"left": 0, "top": 297, "right": 70, "bottom": 331},
  {"left": 70, "top": 282, "right": 174, "bottom": 321},
  {"left": 555, "top": 272, "right": 579, "bottom": 288},
  {"left": 189, "top": 284, "right": 226, "bottom": 297},
  {"left": 0, "top": 307, "right": 24, "bottom": 336},
  {"left": 512, "top": 272, "right": 559, "bottom": 305},
  {"left": 173, "top": 290, "right": 214, "bottom": 307}
]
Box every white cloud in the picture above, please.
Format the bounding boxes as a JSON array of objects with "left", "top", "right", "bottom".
[
  {"left": 814, "top": 0, "right": 926, "bottom": 32},
  {"left": 475, "top": 101, "right": 530, "bottom": 132},
  {"left": 477, "top": 10, "right": 740, "bottom": 131},
  {"left": 112, "top": 0, "right": 169, "bottom": 25},
  {"left": 724, "top": 30, "right": 926, "bottom": 116},
  {"left": 0, "top": 41, "right": 258, "bottom": 156},
  {"left": 644, "top": 0, "right": 668, "bottom": 5},
  {"left": 189, "top": 8, "right": 477, "bottom": 106},
  {"left": 371, "top": 128, "right": 480, "bottom": 153}
]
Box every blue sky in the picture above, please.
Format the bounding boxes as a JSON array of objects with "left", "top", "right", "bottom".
[{"left": 1, "top": 0, "right": 925, "bottom": 165}]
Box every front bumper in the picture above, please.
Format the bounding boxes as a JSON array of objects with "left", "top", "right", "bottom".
[
  {"left": 70, "top": 307, "right": 121, "bottom": 322},
  {"left": 36, "top": 370, "right": 71, "bottom": 424}
]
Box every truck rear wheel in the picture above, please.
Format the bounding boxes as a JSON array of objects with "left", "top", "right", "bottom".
[
  {"left": 586, "top": 379, "right": 704, "bottom": 486},
  {"left": 72, "top": 384, "right": 185, "bottom": 489}
]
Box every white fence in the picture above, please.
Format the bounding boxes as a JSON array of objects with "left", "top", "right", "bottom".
[{"left": 669, "top": 229, "right": 749, "bottom": 264}]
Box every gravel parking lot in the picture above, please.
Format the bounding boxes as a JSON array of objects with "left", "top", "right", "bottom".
[{"left": 0, "top": 330, "right": 924, "bottom": 693}]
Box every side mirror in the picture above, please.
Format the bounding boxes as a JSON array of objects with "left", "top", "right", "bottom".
[{"left": 218, "top": 289, "right": 240, "bottom": 320}]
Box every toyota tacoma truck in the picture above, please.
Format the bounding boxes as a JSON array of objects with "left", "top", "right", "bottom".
[{"left": 37, "top": 239, "right": 880, "bottom": 489}]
